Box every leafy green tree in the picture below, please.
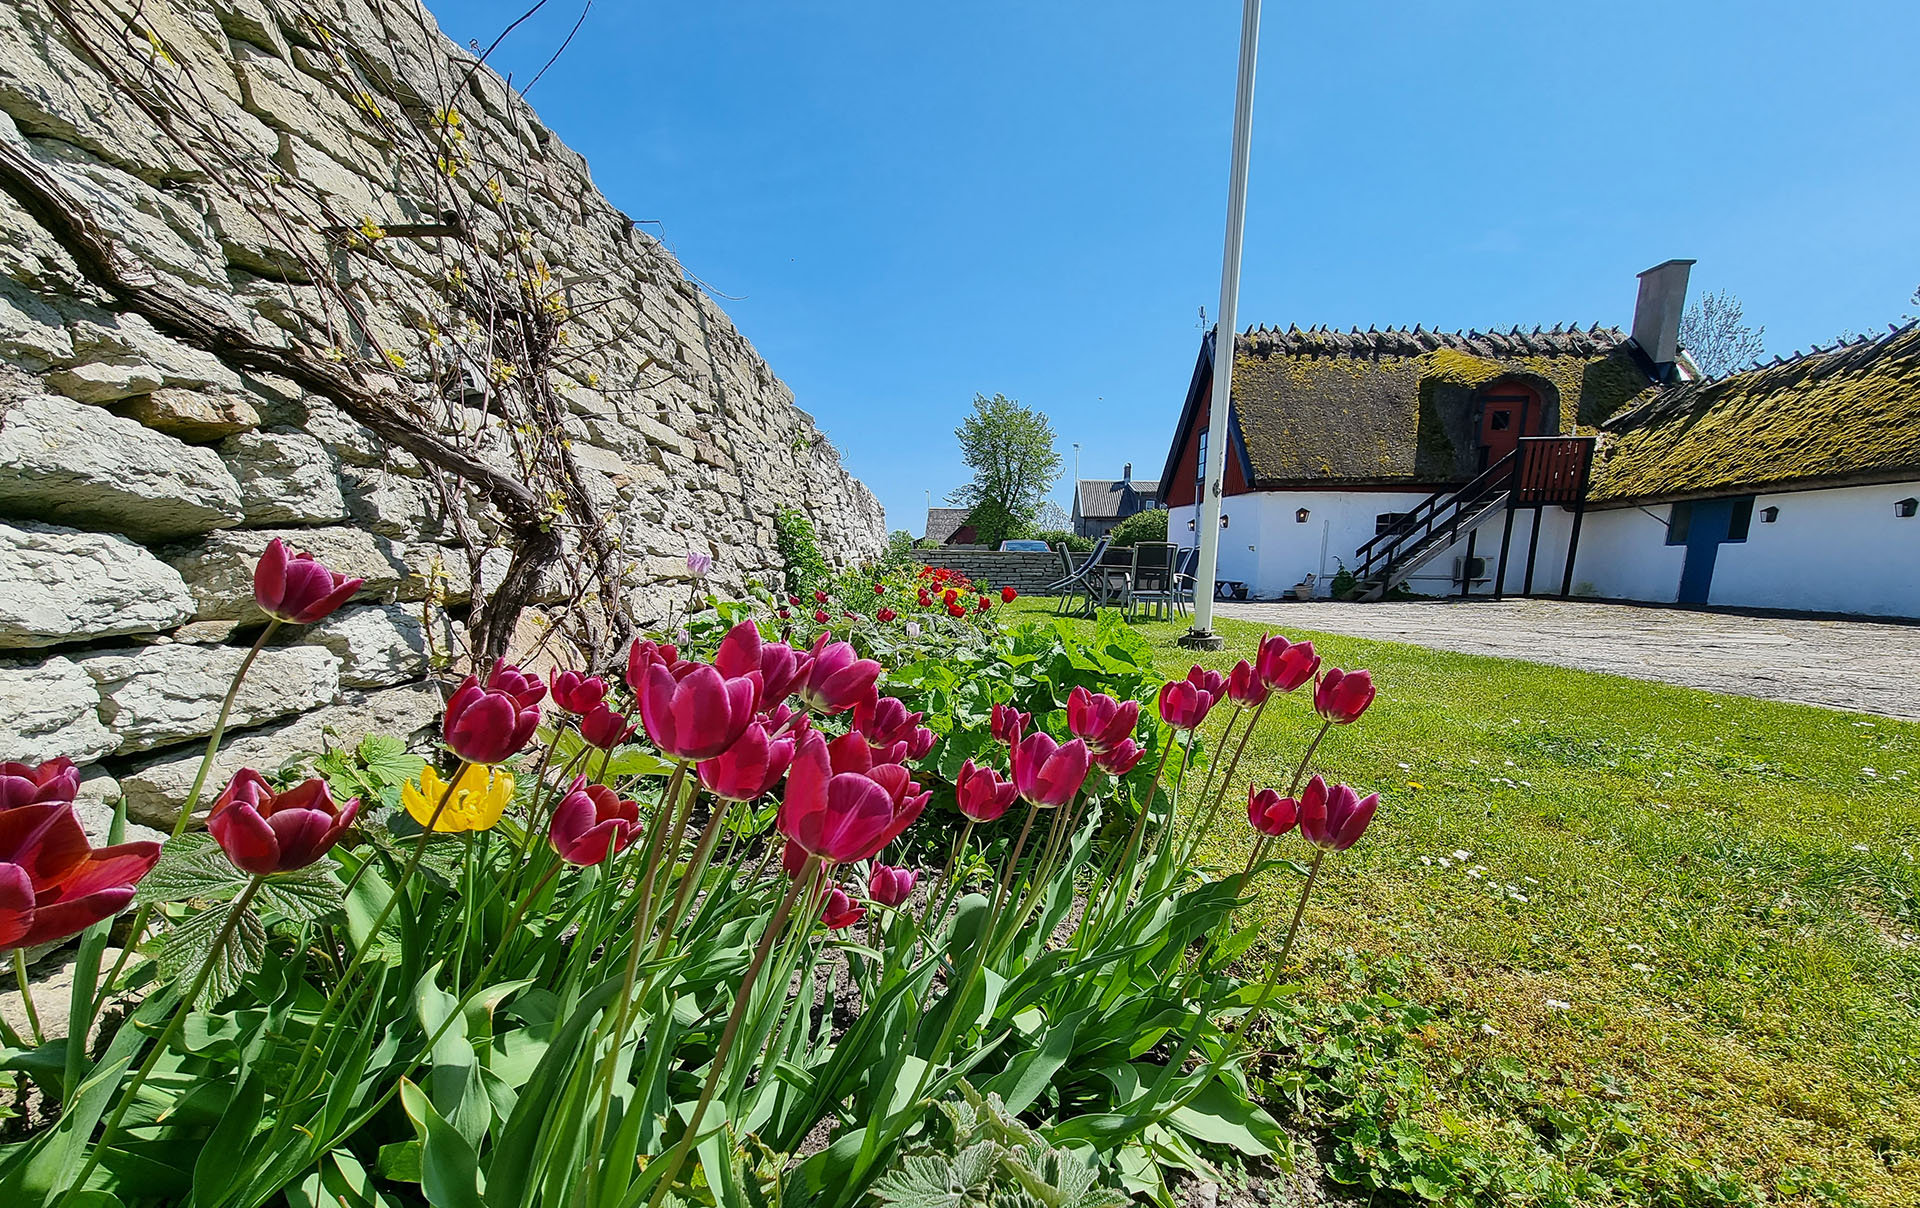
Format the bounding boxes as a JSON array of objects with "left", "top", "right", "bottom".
[
  {"left": 948, "top": 394, "right": 1062, "bottom": 532},
  {"left": 1107, "top": 508, "right": 1168, "bottom": 547}
]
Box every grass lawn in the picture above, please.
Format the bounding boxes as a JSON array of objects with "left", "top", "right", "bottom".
[{"left": 1003, "top": 597, "right": 1919, "bottom": 1206}]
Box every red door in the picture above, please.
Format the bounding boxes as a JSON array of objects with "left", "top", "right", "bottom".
[{"left": 1478, "top": 387, "right": 1538, "bottom": 470}]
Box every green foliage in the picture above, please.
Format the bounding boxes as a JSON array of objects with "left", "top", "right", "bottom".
[
  {"left": 961, "top": 498, "right": 1032, "bottom": 549},
  {"left": 949, "top": 393, "right": 1062, "bottom": 531},
  {"left": 1032, "top": 530, "right": 1093, "bottom": 553},
  {"left": 311, "top": 733, "right": 427, "bottom": 812},
  {"left": 881, "top": 529, "right": 919, "bottom": 572},
  {"left": 874, "top": 1082, "right": 1129, "bottom": 1208},
  {"left": 776, "top": 505, "right": 832, "bottom": 593},
  {"left": 1105, "top": 508, "right": 1168, "bottom": 547}
]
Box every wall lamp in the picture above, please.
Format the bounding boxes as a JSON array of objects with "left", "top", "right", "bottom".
[
  {"left": 1760, "top": 506, "right": 1779, "bottom": 523},
  {"left": 1897, "top": 498, "right": 1919, "bottom": 519},
  {"left": 1295, "top": 507, "right": 1311, "bottom": 523}
]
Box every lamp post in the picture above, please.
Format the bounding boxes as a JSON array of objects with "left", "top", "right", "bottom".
[{"left": 1182, "top": 0, "right": 1262, "bottom": 651}]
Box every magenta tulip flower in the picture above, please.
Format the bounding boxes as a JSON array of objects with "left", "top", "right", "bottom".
[
  {"left": 777, "top": 731, "right": 899, "bottom": 865},
  {"left": 1255, "top": 634, "right": 1319, "bottom": 692},
  {"left": 1186, "top": 665, "right": 1226, "bottom": 700},
  {"left": 208, "top": 769, "right": 361, "bottom": 876},
  {"left": 990, "top": 703, "right": 1028, "bottom": 748},
  {"left": 868, "top": 863, "right": 917, "bottom": 907},
  {"left": 1297, "top": 775, "right": 1378, "bottom": 851},
  {"left": 444, "top": 660, "right": 544, "bottom": 764},
  {"left": 1157, "top": 678, "right": 1215, "bottom": 731},
  {"left": 713, "top": 620, "right": 763, "bottom": 682},
  {"left": 252, "top": 537, "right": 363, "bottom": 625},
  {"left": 0, "top": 758, "right": 81, "bottom": 809},
  {"left": 549, "top": 669, "right": 609, "bottom": 715},
  {"left": 578, "top": 703, "right": 637, "bottom": 751},
  {"left": 0, "top": 798, "right": 160, "bottom": 949},
  {"left": 1246, "top": 785, "right": 1300, "bottom": 838},
  {"left": 756, "top": 641, "right": 813, "bottom": 706},
  {"left": 698, "top": 721, "right": 797, "bottom": 801},
  {"left": 820, "top": 886, "right": 865, "bottom": 930},
  {"left": 954, "top": 759, "right": 1017, "bottom": 822},
  {"left": 901, "top": 725, "right": 936, "bottom": 763},
  {"left": 1093, "top": 737, "right": 1147, "bottom": 776},
  {"left": 1314, "top": 668, "right": 1376, "bottom": 725},
  {"left": 548, "top": 777, "right": 640, "bottom": 865},
  {"left": 638, "top": 662, "right": 757, "bottom": 761},
  {"left": 624, "top": 638, "right": 681, "bottom": 694},
  {"left": 1011, "top": 732, "right": 1091, "bottom": 808},
  {"left": 853, "top": 696, "right": 924, "bottom": 751},
  {"left": 797, "top": 635, "right": 882, "bottom": 715},
  {"left": 1066, "top": 686, "right": 1139, "bottom": 754},
  {"left": 1226, "top": 659, "right": 1270, "bottom": 708}
]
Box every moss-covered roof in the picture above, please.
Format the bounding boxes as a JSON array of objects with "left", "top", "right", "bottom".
[
  {"left": 1218, "top": 324, "right": 1660, "bottom": 487},
  {"left": 1590, "top": 322, "right": 1920, "bottom": 505}
]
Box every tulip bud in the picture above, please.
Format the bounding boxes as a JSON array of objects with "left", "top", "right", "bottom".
[
  {"left": 1186, "top": 665, "right": 1226, "bottom": 700},
  {"left": 639, "top": 663, "right": 757, "bottom": 761},
  {"left": 699, "top": 722, "right": 797, "bottom": 801},
  {"left": 990, "top": 703, "right": 1029, "bottom": 748},
  {"left": 1011, "top": 732, "right": 1091, "bottom": 808},
  {"left": 820, "top": 886, "right": 865, "bottom": 930},
  {"left": 1255, "top": 633, "right": 1319, "bottom": 692},
  {"left": 1246, "top": 785, "right": 1299, "bottom": 837},
  {"left": 549, "top": 669, "right": 609, "bottom": 715},
  {"left": 1156, "top": 678, "right": 1215, "bottom": 731},
  {"left": 876, "top": 607, "right": 897, "bottom": 622},
  {"left": 253, "top": 537, "right": 363, "bottom": 625},
  {"left": 868, "top": 863, "right": 917, "bottom": 907},
  {"left": 1314, "top": 668, "right": 1376, "bottom": 725},
  {"left": 1066, "top": 687, "right": 1138, "bottom": 754},
  {"left": 443, "top": 661, "right": 544, "bottom": 765},
  {"left": 797, "top": 636, "right": 882, "bottom": 716},
  {"left": 1298, "top": 776, "right": 1379, "bottom": 851},
  {"left": 579, "top": 703, "right": 637, "bottom": 751},
  {"left": 1094, "top": 737, "right": 1146, "bottom": 776},
  {"left": 954, "top": 759, "right": 1017, "bottom": 821},
  {"left": 548, "top": 776, "right": 640, "bottom": 865},
  {"left": 1001, "top": 585, "right": 1018, "bottom": 603},
  {"left": 1227, "top": 659, "right": 1270, "bottom": 707},
  {"left": 624, "top": 638, "right": 681, "bottom": 694},
  {"left": 0, "top": 757, "right": 81, "bottom": 809},
  {"left": 208, "top": 769, "right": 361, "bottom": 876}
]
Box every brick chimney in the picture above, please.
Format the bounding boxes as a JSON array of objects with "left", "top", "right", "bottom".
[
  {"left": 1631, "top": 259, "right": 1696, "bottom": 380},
  {"left": 1122, "top": 462, "right": 1132, "bottom": 484}
]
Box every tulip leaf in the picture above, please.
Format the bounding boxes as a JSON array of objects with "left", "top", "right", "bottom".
[
  {"left": 159, "top": 897, "right": 268, "bottom": 1004},
  {"left": 134, "top": 834, "right": 250, "bottom": 907},
  {"left": 398, "top": 1077, "right": 487, "bottom": 1208},
  {"left": 256, "top": 864, "right": 347, "bottom": 922}
]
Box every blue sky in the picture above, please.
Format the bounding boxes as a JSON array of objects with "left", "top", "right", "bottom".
[{"left": 430, "top": 1, "right": 1919, "bottom": 535}]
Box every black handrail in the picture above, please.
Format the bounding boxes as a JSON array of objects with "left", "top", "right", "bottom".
[{"left": 1351, "top": 448, "right": 1519, "bottom": 584}]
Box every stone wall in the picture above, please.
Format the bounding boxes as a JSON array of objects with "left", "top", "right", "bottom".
[
  {"left": 913, "top": 549, "right": 1069, "bottom": 595},
  {"left": 0, "top": 0, "right": 884, "bottom": 831}
]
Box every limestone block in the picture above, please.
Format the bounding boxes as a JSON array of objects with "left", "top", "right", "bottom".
[
  {"left": 0, "top": 280, "right": 71, "bottom": 370},
  {"left": 119, "top": 682, "right": 443, "bottom": 827},
  {"left": 0, "top": 392, "right": 245, "bottom": 538},
  {"left": 28, "top": 137, "right": 230, "bottom": 293},
  {"left": 74, "top": 772, "right": 167, "bottom": 847},
  {"left": 62, "top": 308, "right": 245, "bottom": 394},
  {"left": 166, "top": 525, "right": 402, "bottom": 623},
  {"left": 0, "top": 655, "right": 115, "bottom": 763},
  {"left": 305, "top": 602, "right": 451, "bottom": 688},
  {"left": 79, "top": 642, "right": 340, "bottom": 754},
  {"left": 221, "top": 429, "right": 347, "bottom": 524},
  {"left": 0, "top": 522, "right": 195, "bottom": 648},
  {"left": 115, "top": 388, "right": 261, "bottom": 441},
  {"left": 339, "top": 463, "right": 454, "bottom": 539}
]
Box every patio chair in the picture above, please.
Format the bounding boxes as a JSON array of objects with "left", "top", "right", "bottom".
[
  {"left": 1126, "top": 541, "right": 1178, "bottom": 622},
  {"left": 1090, "top": 544, "right": 1137, "bottom": 614},
  {"left": 1169, "top": 546, "right": 1201, "bottom": 617},
  {"left": 1047, "top": 537, "right": 1110, "bottom": 615}
]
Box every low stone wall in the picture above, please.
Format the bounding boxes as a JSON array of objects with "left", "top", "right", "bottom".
[{"left": 914, "top": 549, "right": 1068, "bottom": 595}]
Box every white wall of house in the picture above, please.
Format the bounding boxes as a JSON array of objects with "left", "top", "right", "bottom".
[{"left": 1170, "top": 480, "right": 1920, "bottom": 617}]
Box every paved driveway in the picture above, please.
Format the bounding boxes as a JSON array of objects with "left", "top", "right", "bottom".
[{"left": 1215, "top": 599, "right": 1920, "bottom": 721}]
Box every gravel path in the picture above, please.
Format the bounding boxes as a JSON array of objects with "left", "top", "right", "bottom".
[{"left": 1216, "top": 598, "right": 1920, "bottom": 721}]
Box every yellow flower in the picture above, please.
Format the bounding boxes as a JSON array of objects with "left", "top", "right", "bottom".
[{"left": 403, "top": 764, "right": 514, "bottom": 833}]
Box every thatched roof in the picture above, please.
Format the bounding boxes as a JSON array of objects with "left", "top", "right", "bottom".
[{"left": 1590, "top": 322, "right": 1920, "bottom": 505}]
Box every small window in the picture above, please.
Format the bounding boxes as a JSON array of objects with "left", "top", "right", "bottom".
[
  {"left": 1726, "top": 498, "right": 1753, "bottom": 542},
  {"left": 1489, "top": 410, "right": 1513, "bottom": 431},
  {"left": 1666, "top": 502, "right": 1691, "bottom": 545},
  {"left": 1375, "top": 511, "right": 1410, "bottom": 536},
  {"left": 1195, "top": 430, "right": 1208, "bottom": 503}
]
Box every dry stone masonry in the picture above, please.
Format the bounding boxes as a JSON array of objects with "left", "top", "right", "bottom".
[{"left": 0, "top": 0, "right": 885, "bottom": 830}]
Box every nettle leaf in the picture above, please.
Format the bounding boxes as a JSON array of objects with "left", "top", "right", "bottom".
[
  {"left": 160, "top": 898, "right": 267, "bottom": 1004},
  {"left": 357, "top": 734, "right": 426, "bottom": 788},
  {"left": 135, "top": 834, "right": 249, "bottom": 907},
  {"left": 869, "top": 1144, "right": 995, "bottom": 1208},
  {"left": 255, "top": 865, "right": 347, "bottom": 923}
]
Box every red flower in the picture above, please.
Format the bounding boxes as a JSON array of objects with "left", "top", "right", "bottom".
[
  {"left": 954, "top": 759, "right": 1016, "bottom": 822},
  {"left": 208, "top": 769, "right": 361, "bottom": 875},
  {"left": 698, "top": 721, "right": 798, "bottom": 802},
  {"left": 814, "top": 589, "right": 830, "bottom": 605},
  {"left": 1066, "top": 686, "right": 1138, "bottom": 754},
  {"left": 548, "top": 776, "right": 640, "bottom": 865},
  {"left": 1011, "top": 732, "right": 1091, "bottom": 808},
  {"left": 854, "top": 696, "right": 924, "bottom": 752},
  {"left": 797, "top": 636, "right": 882, "bottom": 715},
  {"left": 713, "top": 620, "right": 764, "bottom": 681},
  {"left": 1314, "top": 668, "right": 1375, "bottom": 725},
  {"left": 813, "top": 609, "right": 831, "bottom": 625},
  {"left": 1001, "top": 585, "right": 1018, "bottom": 603},
  {"left": 1226, "top": 659, "right": 1270, "bottom": 707},
  {"left": 0, "top": 758, "right": 81, "bottom": 810},
  {"left": 1157, "top": 678, "right": 1215, "bottom": 731},
  {"left": 787, "top": 594, "right": 803, "bottom": 607},
  {"left": 873, "top": 583, "right": 887, "bottom": 595},
  {"left": 756, "top": 640, "right": 815, "bottom": 705},
  {"left": 1093, "top": 737, "right": 1146, "bottom": 776},
  {"left": 1246, "top": 784, "right": 1300, "bottom": 837},
  {"left": 1255, "top": 633, "right": 1319, "bottom": 692},
  {"left": 777, "top": 608, "right": 792, "bottom": 620},
  {"left": 579, "top": 703, "right": 637, "bottom": 751},
  {"left": 777, "top": 731, "right": 906, "bottom": 865},
  {"left": 947, "top": 603, "right": 965, "bottom": 618},
  {"left": 820, "top": 886, "right": 865, "bottom": 930},
  {"left": 1297, "top": 776, "right": 1378, "bottom": 851},
  {"left": 868, "top": 863, "right": 917, "bottom": 907},
  {"left": 253, "top": 537, "right": 362, "bottom": 625},
  {"left": 1186, "top": 665, "right": 1226, "bottom": 700},
  {"left": 549, "top": 669, "right": 609, "bottom": 715},
  {"left": 638, "top": 663, "right": 757, "bottom": 761},
  {"left": 877, "top": 607, "right": 897, "bottom": 623},
  {"left": 917, "top": 589, "right": 933, "bottom": 607},
  {"left": 990, "top": 703, "right": 1028, "bottom": 748},
  {"left": 625, "top": 638, "right": 681, "bottom": 694},
  {"left": 444, "top": 660, "right": 545, "bottom": 764},
  {"left": 943, "top": 588, "right": 959, "bottom": 607},
  {"left": 0, "top": 797, "right": 159, "bottom": 949},
  {"left": 977, "top": 596, "right": 992, "bottom": 613}
]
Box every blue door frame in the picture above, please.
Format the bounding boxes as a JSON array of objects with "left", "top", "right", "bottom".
[{"left": 1676, "top": 499, "right": 1736, "bottom": 605}]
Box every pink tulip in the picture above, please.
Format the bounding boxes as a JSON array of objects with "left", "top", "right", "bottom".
[
  {"left": 713, "top": 620, "right": 763, "bottom": 682},
  {"left": 1226, "top": 659, "right": 1270, "bottom": 708},
  {"left": 698, "top": 722, "right": 797, "bottom": 801},
  {"left": 820, "top": 886, "right": 865, "bottom": 930},
  {"left": 901, "top": 725, "right": 936, "bottom": 763},
  {"left": 1011, "top": 732, "right": 1091, "bottom": 808},
  {"left": 1157, "top": 678, "right": 1215, "bottom": 731},
  {"left": 1186, "top": 665, "right": 1226, "bottom": 700},
  {"left": 0, "top": 758, "right": 81, "bottom": 809},
  {"left": 868, "top": 863, "right": 917, "bottom": 907},
  {"left": 548, "top": 776, "right": 640, "bottom": 865},
  {"left": 1297, "top": 776, "right": 1379, "bottom": 851},
  {"left": 990, "top": 703, "right": 1029, "bottom": 747},
  {"left": 1246, "top": 785, "right": 1299, "bottom": 837},
  {"left": 1094, "top": 737, "right": 1147, "bottom": 776},
  {"left": 1066, "top": 686, "right": 1139, "bottom": 754},
  {"left": 444, "top": 660, "right": 544, "bottom": 764},
  {"left": 578, "top": 703, "right": 636, "bottom": 750},
  {"left": 757, "top": 641, "right": 814, "bottom": 704},
  {"left": 954, "top": 759, "right": 1017, "bottom": 822},
  {"left": 208, "top": 769, "right": 361, "bottom": 875},
  {"left": 549, "top": 669, "right": 609, "bottom": 715},
  {"left": 782, "top": 837, "right": 812, "bottom": 879},
  {"left": 624, "top": 638, "right": 681, "bottom": 694},
  {"left": 777, "top": 731, "right": 901, "bottom": 865},
  {"left": 638, "top": 663, "right": 757, "bottom": 761},
  {"left": 0, "top": 798, "right": 160, "bottom": 949},
  {"left": 1314, "top": 668, "right": 1376, "bottom": 725},
  {"left": 686, "top": 551, "right": 713, "bottom": 578},
  {"left": 853, "top": 696, "right": 924, "bottom": 751},
  {"left": 1255, "top": 634, "right": 1319, "bottom": 692},
  {"left": 798, "top": 635, "right": 882, "bottom": 715},
  {"left": 253, "top": 537, "right": 363, "bottom": 625}
]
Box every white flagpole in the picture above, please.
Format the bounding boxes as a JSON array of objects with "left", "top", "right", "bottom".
[{"left": 1184, "top": 0, "right": 1261, "bottom": 650}]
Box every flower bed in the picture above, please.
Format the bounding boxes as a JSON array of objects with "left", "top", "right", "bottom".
[{"left": 0, "top": 540, "right": 1384, "bottom": 1206}]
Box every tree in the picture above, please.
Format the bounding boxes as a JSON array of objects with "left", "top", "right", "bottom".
[
  {"left": 1108, "top": 508, "right": 1168, "bottom": 547},
  {"left": 1678, "top": 290, "right": 1766, "bottom": 378},
  {"left": 948, "top": 394, "right": 1062, "bottom": 532}
]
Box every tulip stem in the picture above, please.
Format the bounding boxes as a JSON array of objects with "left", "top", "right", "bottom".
[
  {"left": 1180, "top": 698, "right": 1268, "bottom": 867},
  {"left": 990, "top": 801, "right": 1040, "bottom": 922},
  {"left": 1083, "top": 738, "right": 1174, "bottom": 944},
  {"left": 67, "top": 875, "right": 265, "bottom": 1203},
  {"left": 11, "top": 950, "right": 43, "bottom": 1045},
  {"left": 917, "top": 819, "right": 973, "bottom": 954},
  {"left": 1288, "top": 721, "right": 1333, "bottom": 797},
  {"left": 650, "top": 795, "right": 732, "bottom": 962},
  {"left": 1251, "top": 848, "right": 1325, "bottom": 1021},
  {"left": 1192, "top": 706, "right": 1242, "bottom": 823}
]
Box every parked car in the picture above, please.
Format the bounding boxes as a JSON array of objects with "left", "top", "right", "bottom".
[{"left": 999, "top": 539, "right": 1051, "bottom": 551}]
